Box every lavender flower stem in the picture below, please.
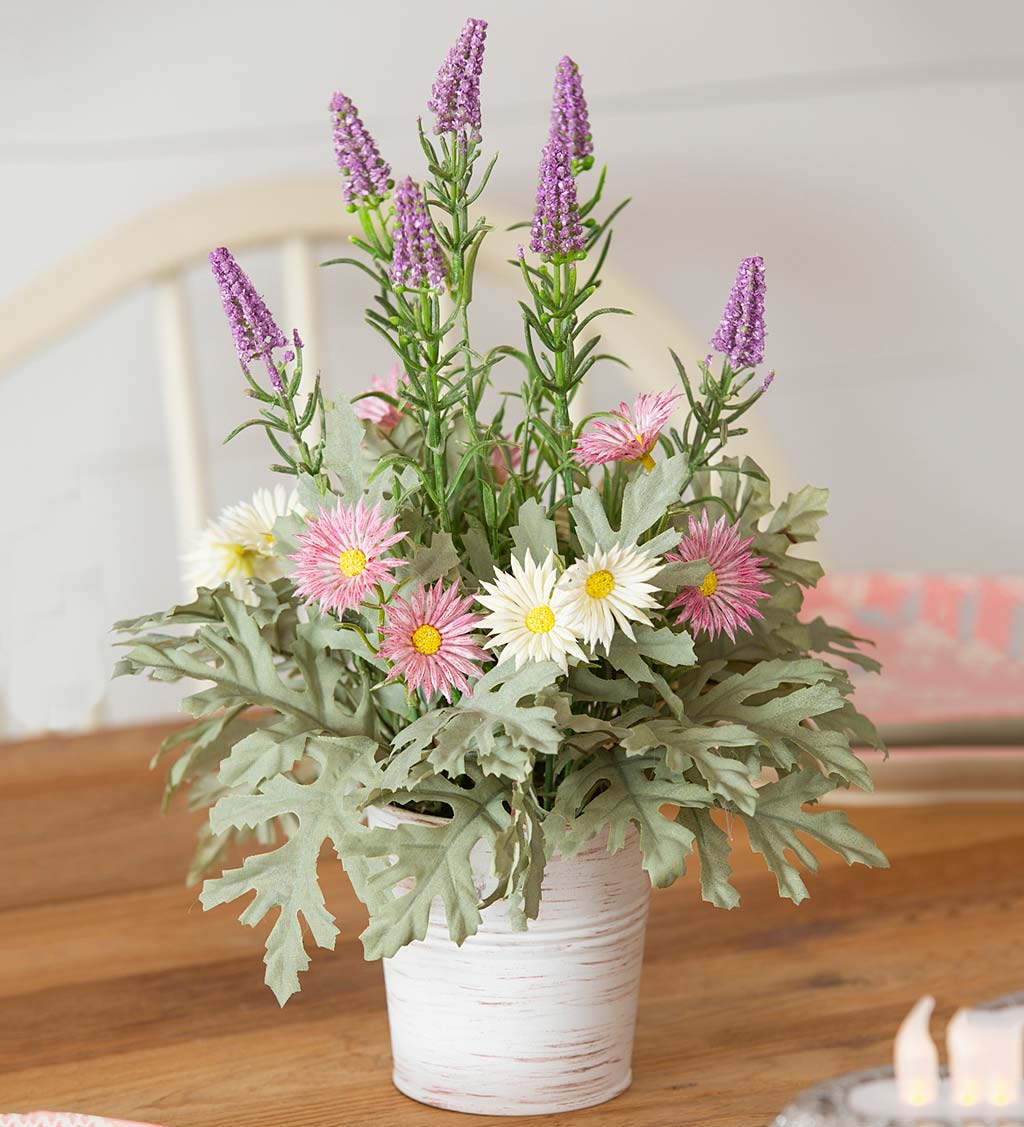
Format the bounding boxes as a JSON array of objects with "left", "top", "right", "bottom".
[
  {"left": 550, "top": 261, "right": 577, "bottom": 517},
  {"left": 418, "top": 289, "right": 451, "bottom": 532},
  {"left": 352, "top": 202, "right": 394, "bottom": 272},
  {"left": 430, "top": 124, "right": 498, "bottom": 546}
]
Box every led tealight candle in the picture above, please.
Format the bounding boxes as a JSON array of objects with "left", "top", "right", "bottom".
[
  {"left": 894, "top": 995, "right": 940, "bottom": 1107},
  {"left": 982, "top": 1009, "right": 1024, "bottom": 1106},
  {"left": 947, "top": 1009, "right": 984, "bottom": 1107},
  {"left": 773, "top": 993, "right": 1024, "bottom": 1127},
  {"left": 948, "top": 1007, "right": 1024, "bottom": 1108}
]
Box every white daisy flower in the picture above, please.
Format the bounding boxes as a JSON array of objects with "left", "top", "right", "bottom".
[
  {"left": 556, "top": 543, "right": 662, "bottom": 649},
  {"left": 219, "top": 485, "right": 305, "bottom": 552},
  {"left": 184, "top": 486, "right": 305, "bottom": 605},
  {"left": 476, "top": 551, "right": 586, "bottom": 673}
]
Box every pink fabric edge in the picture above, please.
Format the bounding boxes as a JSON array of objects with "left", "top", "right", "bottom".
[{"left": 0, "top": 1114, "right": 167, "bottom": 1127}]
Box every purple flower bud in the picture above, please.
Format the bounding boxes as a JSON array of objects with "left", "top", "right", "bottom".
[
  {"left": 550, "top": 56, "right": 593, "bottom": 166},
  {"left": 530, "top": 139, "right": 585, "bottom": 262},
  {"left": 711, "top": 256, "right": 766, "bottom": 369},
  {"left": 293, "top": 329, "right": 303, "bottom": 350},
  {"left": 390, "top": 177, "right": 447, "bottom": 291},
  {"left": 428, "top": 18, "right": 488, "bottom": 139},
  {"left": 264, "top": 354, "right": 284, "bottom": 393},
  {"left": 760, "top": 369, "right": 775, "bottom": 392},
  {"left": 329, "top": 92, "right": 391, "bottom": 206},
  {"left": 208, "top": 247, "right": 287, "bottom": 366},
  {"left": 283, "top": 349, "right": 295, "bottom": 364}
]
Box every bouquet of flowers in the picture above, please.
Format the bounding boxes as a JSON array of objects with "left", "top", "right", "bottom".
[{"left": 116, "top": 18, "right": 887, "bottom": 1008}]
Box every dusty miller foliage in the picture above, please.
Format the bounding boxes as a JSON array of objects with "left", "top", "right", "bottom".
[{"left": 114, "top": 37, "right": 886, "bottom": 1007}]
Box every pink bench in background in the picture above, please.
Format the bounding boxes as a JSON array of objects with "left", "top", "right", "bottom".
[
  {"left": 804, "top": 572, "right": 1024, "bottom": 734},
  {"left": 804, "top": 573, "right": 1024, "bottom": 802}
]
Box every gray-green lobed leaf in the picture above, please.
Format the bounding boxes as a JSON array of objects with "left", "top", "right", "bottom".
[
  {"left": 509, "top": 498, "right": 559, "bottom": 565},
  {"left": 622, "top": 718, "right": 761, "bottom": 814},
  {"left": 322, "top": 396, "right": 369, "bottom": 505},
  {"left": 675, "top": 808, "right": 741, "bottom": 909},
  {"left": 345, "top": 774, "right": 512, "bottom": 960},
  {"left": 406, "top": 532, "right": 461, "bottom": 586},
  {"left": 741, "top": 768, "right": 889, "bottom": 903},
  {"left": 546, "top": 748, "right": 714, "bottom": 888},
  {"left": 200, "top": 736, "right": 379, "bottom": 1004},
  {"left": 384, "top": 660, "right": 562, "bottom": 787}
]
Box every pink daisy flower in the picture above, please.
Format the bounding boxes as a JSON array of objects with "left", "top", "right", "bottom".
[
  {"left": 290, "top": 500, "right": 406, "bottom": 615},
  {"left": 571, "top": 390, "right": 683, "bottom": 471},
  {"left": 380, "top": 580, "right": 489, "bottom": 702},
  {"left": 666, "top": 511, "right": 770, "bottom": 641},
  {"left": 489, "top": 439, "right": 522, "bottom": 484},
  {"left": 354, "top": 363, "right": 405, "bottom": 432}
]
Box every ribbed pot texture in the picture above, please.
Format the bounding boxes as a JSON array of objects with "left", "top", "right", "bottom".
[{"left": 368, "top": 804, "right": 652, "bottom": 1116}]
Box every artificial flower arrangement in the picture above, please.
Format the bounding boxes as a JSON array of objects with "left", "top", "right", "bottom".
[{"left": 116, "top": 17, "right": 886, "bottom": 1115}]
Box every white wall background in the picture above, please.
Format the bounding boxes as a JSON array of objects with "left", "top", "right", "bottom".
[{"left": 2, "top": 0, "right": 1022, "bottom": 733}]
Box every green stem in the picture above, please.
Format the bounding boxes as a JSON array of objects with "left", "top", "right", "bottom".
[
  {"left": 444, "top": 137, "right": 496, "bottom": 548},
  {"left": 543, "top": 753, "right": 555, "bottom": 812},
  {"left": 278, "top": 376, "right": 328, "bottom": 495},
  {"left": 419, "top": 291, "right": 451, "bottom": 533},
  {"left": 339, "top": 621, "right": 379, "bottom": 655},
  {"left": 550, "top": 262, "right": 577, "bottom": 518}
]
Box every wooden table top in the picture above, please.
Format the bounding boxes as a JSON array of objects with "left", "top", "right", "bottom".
[{"left": 2, "top": 724, "right": 1022, "bottom": 1127}]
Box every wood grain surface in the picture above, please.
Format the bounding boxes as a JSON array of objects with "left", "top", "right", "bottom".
[{"left": 1, "top": 723, "right": 1022, "bottom": 1127}]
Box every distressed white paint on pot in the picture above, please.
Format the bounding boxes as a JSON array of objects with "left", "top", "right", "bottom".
[{"left": 368, "top": 804, "right": 652, "bottom": 1116}]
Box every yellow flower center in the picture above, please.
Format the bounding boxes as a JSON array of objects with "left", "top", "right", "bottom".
[
  {"left": 585, "top": 569, "right": 616, "bottom": 599},
  {"left": 221, "top": 543, "right": 258, "bottom": 579},
  {"left": 338, "top": 548, "right": 368, "bottom": 577},
  {"left": 699, "top": 570, "right": 719, "bottom": 598},
  {"left": 628, "top": 436, "right": 656, "bottom": 472},
  {"left": 525, "top": 605, "right": 556, "bottom": 634},
  {"left": 411, "top": 624, "right": 442, "bottom": 655}
]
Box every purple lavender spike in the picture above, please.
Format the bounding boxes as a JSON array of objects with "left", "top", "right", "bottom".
[
  {"left": 208, "top": 247, "right": 288, "bottom": 369},
  {"left": 329, "top": 93, "right": 391, "bottom": 206},
  {"left": 550, "top": 56, "right": 593, "bottom": 167},
  {"left": 760, "top": 369, "right": 775, "bottom": 392},
  {"left": 293, "top": 328, "right": 303, "bottom": 350},
  {"left": 530, "top": 139, "right": 585, "bottom": 262},
  {"left": 390, "top": 177, "right": 447, "bottom": 291},
  {"left": 710, "top": 256, "right": 767, "bottom": 369},
  {"left": 427, "top": 18, "right": 488, "bottom": 138}
]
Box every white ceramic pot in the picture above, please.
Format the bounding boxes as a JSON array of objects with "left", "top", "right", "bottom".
[{"left": 368, "top": 804, "right": 652, "bottom": 1116}]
